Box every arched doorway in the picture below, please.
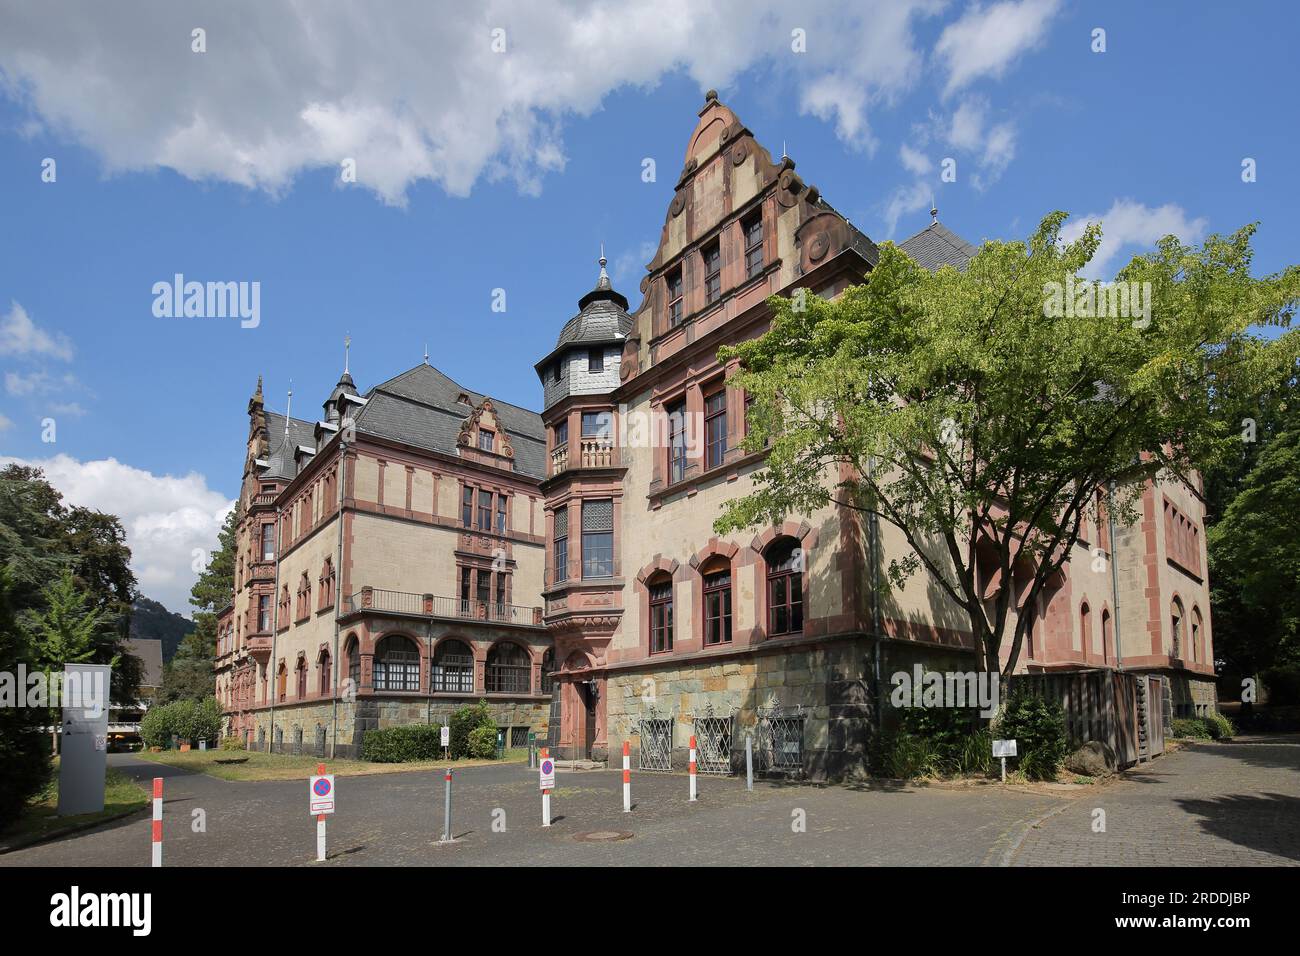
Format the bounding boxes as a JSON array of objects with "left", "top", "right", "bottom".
[{"left": 561, "top": 651, "right": 597, "bottom": 760}]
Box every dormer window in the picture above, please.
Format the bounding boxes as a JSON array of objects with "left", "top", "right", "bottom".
[
  {"left": 703, "top": 240, "right": 721, "bottom": 305},
  {"left": 552, "top": 361, "right": 562, "bottom": 384},
  {"left": 667, "top": 267, "right": 683, "bottom": 327},
  {"left": 478, "top": 430, "right": 495, "bottom": 452},
  {"left": 588, "top": 347, "right": 604, "bottom": 373}
]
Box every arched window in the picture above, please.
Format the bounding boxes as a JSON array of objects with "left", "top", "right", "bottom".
[
  {"left": 431, "top": 640, "right": 475, "bottom": 693},
  {"left": 647, "top": 572, "right": 674, "bottom": 654},
  {"left": 540, "top": 647, "right": 556, "bottom": 695},
  {"left": 279, "top": 584, "right": 290, "bottom": 626},
  {"left": 486, "top": 642, "right": 531, "bottom": 694},
  {"left": 1079, "top": 602, "right": 1091, "bottom": 656},
  {"left": 1170, "top": 598, "right": 1184, "bottom": 658},
  {"left": 276, "top": 661, "right": 287, "bottom": 702},
  {"left": 318, "top": 648, "right": 332, "bottom": 696},
  {"left": 1191, "top": 606, "right": 1203, "bottom": 663},
  {"left": 295, "top": 656, "right": 307, "bottom": 698},
  {"left": 1101, "top": 610, "right": 1113, "bottom": 663},
  {"left": 701, "top": 555, "right": 732, "bottom": 646},
  {"left": 374, "top": 635, "right": 420, "bottom": 692},
  {"left": 297, "top": 572, "right": 311, "bottom": 620},
  {"left": 765, "top": 539, "right": 803, "bottom": 636},
  {"left": 344, "top": 635, "right": 360, "bottom": 691}
]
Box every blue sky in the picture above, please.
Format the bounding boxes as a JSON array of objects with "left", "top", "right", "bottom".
[{"left": 1, "top": 0, "right": 1296, "bottom": 613}]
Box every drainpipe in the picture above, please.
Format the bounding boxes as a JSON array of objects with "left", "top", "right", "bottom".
[
  {"left": 1106, "top": 481, "right": 1123, "bottom": 670},
  {"left": 267, "top": 504, "right": 282, "bottom": 752},
  {"left": 864, "top": 382, "right": 883, "bottom": 730},
  {"left": 330, "top": 437, "right": 347, "bottom": 757}
]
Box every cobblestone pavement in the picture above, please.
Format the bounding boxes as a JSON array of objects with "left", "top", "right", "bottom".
[
  {"left": 1011, "top": 735, "right": 1300, "bottom": 866},
  {"left": 4, "top": 736, "right": 1295, "bottom": 866}
]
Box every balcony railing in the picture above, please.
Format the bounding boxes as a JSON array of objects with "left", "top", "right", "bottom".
[
  {"left": 343, "top": 588, "right": 544, "bottom": 627},
  {"left": 549, "top": 438, "right": 617, "bottom": 476}
]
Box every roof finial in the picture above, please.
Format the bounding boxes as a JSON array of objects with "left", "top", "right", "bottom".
[
  {"left": 343, "top": 333, "right": 351, "bottom": 375},
  {"left": 423, "top": 343, "right": 429, "bottom": 365},
  {"left": 930, "top": 198, "right": 938, "bottom": 224},
  {"left": 782, "top": 140, "right": 787, "bottom": 160},
  {"left": 597, "top": 243, "right": 610, "bottom": 290},
  {"left": 284, "top": 380, "right": 293, "bottom": 438}
]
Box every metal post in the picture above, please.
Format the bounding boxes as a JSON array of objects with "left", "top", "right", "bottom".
[
  {"left": 151, "top": 777, "right": 163, "bottom": 867},
  {"left": 316, "top": 762, "right": 327, "bottom": 861},
  {"left": 1000, "top": 756, "right": 1007, "bottom": 784},
  {"left": 541, "top": 747, "right": 551, "bottom": 827},
  {"left": 745, "top": 734, "right": 753, "bottom": 791},
  {"left": 441, "top": 770, "right": 453, "bottom": 842}
]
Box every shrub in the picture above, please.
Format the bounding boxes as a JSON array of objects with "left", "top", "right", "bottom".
[
  {"left": 466, "top": 724, "right": 499, "bottom": 760},
  {"left": 139, "top": 704, "right": 173, "bottom": 749},
  {"left": 361, "top": 724, "right": 443, "bottom": 763},
  {"left": 448, "top": 700, "right": 495, "bottom": 759},
  {"left": 219, "top": 734, "right": 245, "bottom": 751},
  {"left": 994, "top": 694, "right": 1068, "bottom": 781},
  {"left": 1171, "top": 717, "right": 1210, "bottom": 739},
  {"left": 1203, "top": 711, "right": 1235, "bottom": 739},
  {"left": 871, "top": 706, "right": 991, "bottom": 779}
]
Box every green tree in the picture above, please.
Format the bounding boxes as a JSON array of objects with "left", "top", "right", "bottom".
[
  {"left": 716, "top": 213, "right": 1299, "bottom": 676},
  {"left": 160, "top": 505, "right": 237, "bottom": 703},
  {"left": 0, "top": 565, "right": 51, "bottom": 829}
]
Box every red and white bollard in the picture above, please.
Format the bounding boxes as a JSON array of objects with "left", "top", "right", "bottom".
[
  {"left": 151, "top": 777, "right": 163, "bottom": 866},
  {"left": 688, "top": 736, "right": 698, "bottom": 802},
  {"left": 622, "top": 740, "right": 631, "bottom": 813}
]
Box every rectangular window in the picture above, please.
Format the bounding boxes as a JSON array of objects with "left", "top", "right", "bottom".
[
  {"left": 258, "top": 595, "right": 270, "bottom": 632},
  {"left": 703, "top": 241, "right": 721, "bottom": 305},
  {"left": 553, "top": 506, "right": 569, "bottom": 583},
  {"left": 554, "top": 419, "right": 568, "bottom": 448},
  {"left": 476, "top": 569, "right": 491, "bottom": 604},
  {"left": 496, "top": 495, "right": 508, "bottom": 534},
  {"left": 705, "top": 388, "right": 727, "bottom": 470},
  {"left": 743, "top": 212, "right": 764, "bottom": 279},
  {"left": 462, "top": 486, "right": 474, "bottom": 527},
  {"left": 460, "top": 567, "right": 472, "bottom": 613},
  {"left": 703, "top": 570, "right": 732, "bottom": 645},
  {"left": 667, "top": 267, "right": 684, "bottom": 327},
  {"left": 478, "top": 430, "right": 494, "bottom": 451},
  {"left": 261, "top": 524, "right": 274, "bottom": 561},
  {"left": 581, "top": 498, "right": 614, "bottom": 579},
  {"left": 588, "top": 348, "right": 604, "bottom": 373},
  {"left": 649, "top": 581, "right": 674, "bottom": 654},
  {"left": 477, "top": 489, "right": 493, "bottom": 530},
  {"left": 667, "top": 399, "right": 688, "bottom": 484},
  {"left": 582, "top": 410, "right": 611, "bottom": 439},
  {"left": 495, "top": 574, "right": 506, "bottom": 610},
  {"left": 552, "top": 362, "right": 562, "bottom": 384}
]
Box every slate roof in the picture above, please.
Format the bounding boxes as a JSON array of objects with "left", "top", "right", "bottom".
[
  {"left": 261, "top": 411, "right": 316, "bottom": 479},
  {"left": 898, "top": 221, "right": 979, "bottom": 272},
  {"left": 354, "top": 364, "right": 546, "bottom": 479}
]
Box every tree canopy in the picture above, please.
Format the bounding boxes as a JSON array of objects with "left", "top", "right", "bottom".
[{"left": 716, "top": 213, "right": 1300, "bottom": 676}]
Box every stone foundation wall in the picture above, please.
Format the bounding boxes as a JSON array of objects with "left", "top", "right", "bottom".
[{"left": 246, "top": 695, "right": 549, "bottom": 759}]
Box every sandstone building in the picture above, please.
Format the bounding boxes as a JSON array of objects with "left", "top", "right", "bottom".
[{"left": 215, "top": 94, "right": 1217, "bottom": 773}]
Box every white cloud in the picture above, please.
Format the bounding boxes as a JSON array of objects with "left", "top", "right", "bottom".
[
  {"left": 0, "top": 0, "right": 944, "bottom": 204},
  {"left": 899, "top": 143, "right": 933, "bottom": 176},
  {"left": 944, "top": 97, "right": 1016, "bottom": 189},
  {"left": 0, "top": 301, "right": 73, "bottom": 361},
  {"left": 1, "top": 454, "right": 235, "bottom": 617},
  {"left": 611, "top": 241, "right": 658, "bottom": 285},
  {"left": 935, "top": 0, "right": 1061, "bottom": 96},
  {"left": 1060, "top": 200, "right": 1209, "bottom": 279},
  {"left": 0, "top": 413, "right": 12, "bottom": 431},
  {"left": 883, "top": 180, "right": 933, "bottom": 238}
]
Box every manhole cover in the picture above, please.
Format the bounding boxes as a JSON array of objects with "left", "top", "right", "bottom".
[{"left": 572, "top": 830, "right": 634, "bottom": 843}]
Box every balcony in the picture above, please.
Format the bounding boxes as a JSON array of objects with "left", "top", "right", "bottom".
[
  {"left": 342, "top": 588, "right": 544, "bottom": 628},
  {"left": 549, "top": 438, "right": 617, "bottom": 477}
]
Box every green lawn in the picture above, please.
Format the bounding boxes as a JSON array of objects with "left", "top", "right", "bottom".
[
  {"left": 134, "top": 747, "right": 528, "bottom": 781},
  {"left": 2, "top": 765, "right": 149, "bottom": 850}
]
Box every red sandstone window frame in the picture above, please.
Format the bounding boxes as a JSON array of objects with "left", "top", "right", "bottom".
[
  {"left": 743, "top": 211, "right": 764, "bottom": 279},
  {"left": 648, "top": 576, "right": 674, "bottom": 654},
  {"left": 702, "top": 240, "right": 721, "bottom": 305},
  {"left": 666, "top": 267, "right": 683, "bottom": 328},
  {"left": 701, "top": 558, "right": 732, "bottom": 646},
  {"left": 765, "top": 539, "right": 803, "bottom": 637},
  {"left": 318, "top": 649, "right": 331, "bottom": 696},
  {"left": 478, "top": 429, "right": 495, "bottom": 452},
  {"left": 461, "top": 485, "right": 474, "bottom": 527},
  {"left": 666, "top": 398, "right": 688, "bottom": 485},
  {"left": 553, "top": 506, "right": 569, "bottom": 583},
  {"left": 704, "top": 386, "right": 727, "bottom": 470},
  {"left": 476, "top": 489, "right": 493, "bottom": 531},
  {"left": 553, "top": 418, "right": 568, "bottom": 449},
  {"left": 431, "top": 639, "right": 475, "bottom": 693},
  {"left": 296, "top": 656, "right": 308, "bottom": 698}
]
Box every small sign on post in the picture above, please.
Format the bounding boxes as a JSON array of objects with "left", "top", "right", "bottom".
[
  {"left": 539, "top": 751, "right": 555, "bottom": 827},
  {"left": 310, "top": 766, "right": 334, "bottom": 861},
  {"left": 440, "top": 724, "right": 450, "bottom": 760},
  {"left": 992, "top": 738, "right": 1017, "bottom": 783}
]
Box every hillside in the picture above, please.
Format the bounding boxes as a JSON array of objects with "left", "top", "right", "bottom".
[{"left": 129, "top": 596, "right": 195, "bottom": 662}]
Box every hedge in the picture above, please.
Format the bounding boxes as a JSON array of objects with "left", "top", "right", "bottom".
[{"left": 361, "top": 699, "right": 499, "bottom": 763}]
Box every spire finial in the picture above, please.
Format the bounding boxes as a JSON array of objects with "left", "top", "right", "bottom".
[
  {"left": 344, "top": 333, "right": 351, "bottom": 375},
  {"left": 423, "top": 343, "right": 429, "bottom": 365},
  {"left": 930, "top": 198, "right": 938, "bottom": 224},
  {"left": 284, "top": 380, "right": 293, "bottom": 438},
  {"left": 596, "top": 243, "right": 610, "bottom": 290},
  {"left": 782, "top": 139, "right": 787, "bottom": 160}
]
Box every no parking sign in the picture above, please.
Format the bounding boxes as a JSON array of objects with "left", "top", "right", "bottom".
[
  {"left": 539, "top": 757, "right": 555, "bottom": 791},
  {"left": 310, "top": 774, "right": 335, "bottom": 814}
]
